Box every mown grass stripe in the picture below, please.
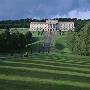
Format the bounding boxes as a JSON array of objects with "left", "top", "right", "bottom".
[
  {"left": 1, "top": 66, "right": 90, "bottom": 83},
  {"left": 0, "top": 66, "right": 90, "bottom": 78},
  {"left": 28, "top": 60, "right": 90, "bottom": 67},
  {"left": 43, "top": 60, "right": 90, "bottom": 65},
  {"left": 0, "top": 74, "right": 90, "bottom": 88},
  {"left": 5, "top": 56, "right": 90, "bottom": 65},
  {"left": 1, "top": 61, "right": 90, "bottom": 73},
  {"left": 36, "top": 59, "right": 90, "bottom": 64},
  {"left": 8, "top": 59, "right": 90, "bottom": 69},
  {"left": 2, "top": 59, "right": 90, "bottom": 68},
  {"left": 1, "top": 62, "right": 90, "bottom": 75},
  {"left": 1, "top": 60, "right": 90, "bottom": 70}
]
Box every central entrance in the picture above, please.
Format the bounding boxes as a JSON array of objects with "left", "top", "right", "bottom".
[
  {"left": 48, "top": 24, "right": 57, "bottom": 31},
  {"left": 46, "top": 20, "right": 58, "bottom": 31}
]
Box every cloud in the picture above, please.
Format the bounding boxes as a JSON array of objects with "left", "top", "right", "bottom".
[
  {"left": 68, "top": 10, "right": 90, "bottom": 19},
  {"left": 51, "top": 10, "right": 90, "bottom": 19},
  {"left": 0, "top": 0, "right": 90, "bottom": 20}
]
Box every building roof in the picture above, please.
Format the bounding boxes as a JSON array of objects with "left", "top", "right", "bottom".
[
  {"left": 31, "top": 22, "right": 47, "bottom": 24},
  {"left": 30, "top": 20, "right": 74, "bottom": 24},
  {"left": 58, "top": 22, "right": 74, "bottom": 24},
  {"left": 46, "top": 20, "right": 58, "bottom": 24}
]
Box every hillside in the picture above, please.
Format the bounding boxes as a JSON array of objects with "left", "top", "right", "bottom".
[{"left": 0, "top": 32, "right": 90, "bottom": 90}]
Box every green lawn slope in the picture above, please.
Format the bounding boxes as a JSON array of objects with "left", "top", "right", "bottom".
[{"left": 0, "top": 32, "right": 90, "bottom": 90}]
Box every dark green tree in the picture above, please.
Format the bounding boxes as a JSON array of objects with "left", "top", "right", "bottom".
[
  {"left": 25, "top": 31, "right": 32, "bottom": 44},
  {"left": 69, "top": 22, "right": 90, "bottom": 56}
]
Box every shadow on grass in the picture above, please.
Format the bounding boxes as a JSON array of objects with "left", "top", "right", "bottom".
[
  {"left": 55, "top": 42, "right": 65, "bottom": 51},
  {"left": 0, "top": 79, "right": 90, "bottom": 90}
]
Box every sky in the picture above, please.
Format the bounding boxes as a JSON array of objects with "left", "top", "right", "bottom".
[{"left": 0, "top": 0, "right": 90, "bottom": 20}]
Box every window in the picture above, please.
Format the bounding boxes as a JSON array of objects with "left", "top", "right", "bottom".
[
  {"left": 53, "top": 24, "right": 56, "bottom": 28},
  {"left": 50, "top": 24, "right": 52, "bottom": 28}
]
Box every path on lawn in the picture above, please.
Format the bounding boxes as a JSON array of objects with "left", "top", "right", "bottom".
[
  {"left": 40, "top": 31, "right": 58, "bottom": 52},
  {"left": 25, "top": 31, "right": 58, "bottom": 53}
]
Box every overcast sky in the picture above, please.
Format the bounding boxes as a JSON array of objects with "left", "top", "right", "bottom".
[{"left": 0, "top": 0, "right": 90, "bottom": 20}]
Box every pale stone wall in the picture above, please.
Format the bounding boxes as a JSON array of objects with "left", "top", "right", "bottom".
[
  {"left": 30, "top": 22, "right": 48, "bottom": 31},
  {"left": 58, "top": 22, "right": 74, "bottom": 31},
  {"left": 30, "top": 20, "right": 74, "bottom": 32}
]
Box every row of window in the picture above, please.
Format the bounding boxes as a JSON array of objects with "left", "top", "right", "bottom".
[
  {"left": 31, "top": 26, "right": 74, "bottom": 29},
  {"left": 31, "top": 27, "right": 47, "bottom": 29},
  {"left": 31, "top": 24, "right": 74, "bottom": 28},
  {"left": 31, "top": 29, "right": 48, "bottom": 31},
  {"left": 59, "top": 24, "right": 74, "bottom": 26}
]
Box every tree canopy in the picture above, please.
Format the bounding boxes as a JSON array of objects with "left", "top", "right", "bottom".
[
  {"left": 69, "top": 22, "right": 90, "bottom": 56},
  {"left": 0, "top": 18, "right": 90, "bottom": 31},
  {"left": 0, "top": 29, "right": 34, "bottom": 53}
]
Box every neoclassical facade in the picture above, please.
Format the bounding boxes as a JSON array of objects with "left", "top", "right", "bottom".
[{"left": 30, "top": 20, "right": 74, "bottom": 31}]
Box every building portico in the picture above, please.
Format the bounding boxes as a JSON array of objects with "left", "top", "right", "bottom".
[{"left": 46, "top": 20, "right": 58, "bottom": 31}]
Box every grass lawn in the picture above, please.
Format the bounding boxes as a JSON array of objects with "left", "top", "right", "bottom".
[
  {"left": 0, "top": 29, "right": 6, "bottom": 34},
  {"left": 0, "top": 53, "right": 90, "bottom": 90},
  {"left": 0, "top": 28, "right": 29, "bottom": 34},
  {"left": 10, "top": 28, "right": 30, "bottom": 35},
  {"left": 0, "top": 31, "right": 90, "bottom": 90},
  {"left": 0, "top": 28, "right": 42, "bottom": 38}
]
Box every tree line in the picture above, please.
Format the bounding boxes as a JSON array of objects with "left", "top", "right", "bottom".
[
  {"left": 68, "top": 22, "right": 90, "bottom": 56},
  {"left": 0, "top": 18, "right": 47, "bottom": 29},
  {"left": 0, "top": 28, "right": 37, "bottom": 53},
  {"left": 0, "top": 18, "right": 90, "bottom": 31}
]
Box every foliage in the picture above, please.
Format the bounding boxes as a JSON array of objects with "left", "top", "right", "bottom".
[
  {"left": 74, "top": 20, "right": 87, "bottom": 32},
  {"left": 0, "top": 30, "right": 35, "bottom": 53},
  {"left": 0, "top": 18, "right": 90, "bottom": 30},
  {"left": 68, "top": 22, "right": 90, "bottom": 56},
  {"left": 25, "top": 31, "right": 32, "bottom": 44},
  {"left": 0, "top": 18, "right": 46, "bottom": 29}
]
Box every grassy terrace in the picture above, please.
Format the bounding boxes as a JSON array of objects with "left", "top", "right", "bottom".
[
  {"left": 0, "top": 31, "right": 90, "bottom": 90},
  {"left": 0, "top": 53, "right": 90, "bottom": 90}
]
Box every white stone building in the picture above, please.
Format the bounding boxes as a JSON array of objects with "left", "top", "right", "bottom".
[{"left": 30, "top": 20, "right": 74, "bottom": 31}]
